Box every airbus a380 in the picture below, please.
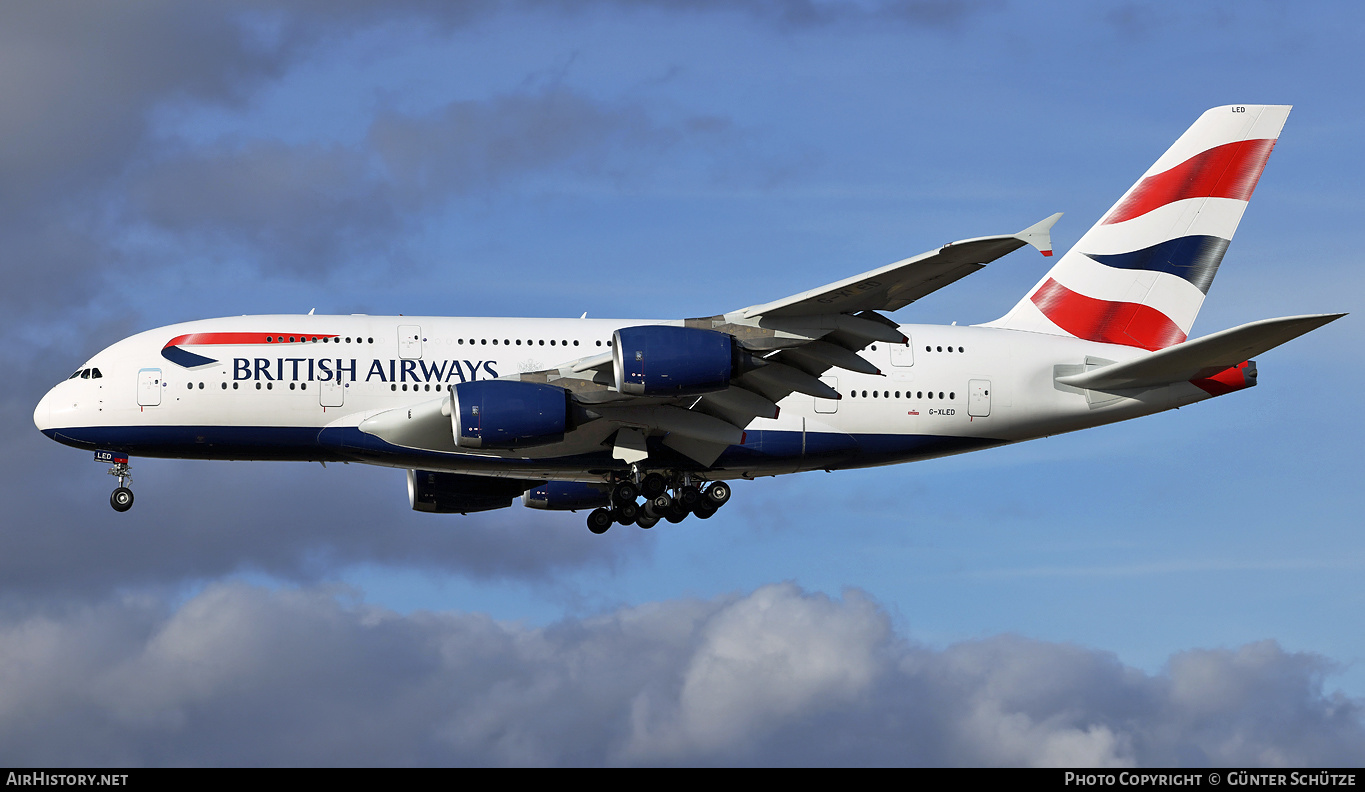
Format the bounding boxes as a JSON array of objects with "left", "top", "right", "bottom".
[{"left": 34, "top": 105, "right": 1343, "bottom": 533}]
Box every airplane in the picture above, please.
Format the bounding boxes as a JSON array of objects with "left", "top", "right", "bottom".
[{"left": 33, "top": 105, "right": 1344, "bottom": 533}]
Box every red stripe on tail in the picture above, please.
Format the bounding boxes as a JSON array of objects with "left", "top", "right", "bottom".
[
  {"left": 1103, "top": 138, "right": 1276, "bottom": 225},
  {"left": 1030, "top": 278, "right": 1188, "bottom": 351}
]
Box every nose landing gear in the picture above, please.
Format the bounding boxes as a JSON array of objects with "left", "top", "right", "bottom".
[{"left": 103, "top": 453, "right": 134, "bottom": 512}]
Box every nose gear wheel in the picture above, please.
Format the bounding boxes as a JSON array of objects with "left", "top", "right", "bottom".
[{"left": 107, "top": 460, "right": 134, "bottom": 513}]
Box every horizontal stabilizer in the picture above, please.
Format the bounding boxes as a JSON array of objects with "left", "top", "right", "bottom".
[{"left": 1056, "top": 313, "right": 1345, "bottom": 391}]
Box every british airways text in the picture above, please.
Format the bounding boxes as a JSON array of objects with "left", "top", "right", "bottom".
[{"left": 232, "top": 358, "right": 499, "bottom": 383}]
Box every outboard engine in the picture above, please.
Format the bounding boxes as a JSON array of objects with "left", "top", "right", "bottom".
[{"left": 612, "top": 325, "right": 753, "bottom": 396}]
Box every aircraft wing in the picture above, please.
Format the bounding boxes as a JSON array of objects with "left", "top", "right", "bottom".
[
  {"left": 364, "top": 215, "right": 1060, "bottom": 467},
  {"left": 732, "top": 213, "right": 1062, "bottom": 319},
  {"left": 544, "top": 215, "right": 1061, "bottom": 465}
]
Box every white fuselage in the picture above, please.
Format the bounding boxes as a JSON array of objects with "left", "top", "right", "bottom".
[{"left": 34, "top": 314, "right": 1227, "bottom": 482}]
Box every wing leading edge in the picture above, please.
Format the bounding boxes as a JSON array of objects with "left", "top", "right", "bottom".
[{"left": 732, "top": 213, "right": 1061, "bottom": 319}]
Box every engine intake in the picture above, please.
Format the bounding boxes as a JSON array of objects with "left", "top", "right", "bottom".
[
  {"left": 451, "top": 380, "right": 572, "bottom": 449},
  {"left": 612, "top": 325, "right": 749, "bottom": 396}
]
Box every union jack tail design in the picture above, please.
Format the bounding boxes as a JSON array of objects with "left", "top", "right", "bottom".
[{"left": 987, "top": 105, "right": 1291, "bottom": 350}]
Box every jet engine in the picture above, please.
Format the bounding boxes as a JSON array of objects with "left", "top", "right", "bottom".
[
  {"left": 523, "top": 482, "right": 613, "bottom": 511},
  {"left": 612, "top": 325, "right": 752, "bottom": 396},
  {"left": 407, "top": 469, "right": 535, "bottom": 514},
  {"left": 450, "top": 380, "right": 573, "bottom": 449}
]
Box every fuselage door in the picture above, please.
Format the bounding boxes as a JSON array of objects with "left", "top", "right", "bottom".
[
  {"left": 137, "top": 368, "right": 162, "bottom": 407},
  {"left": 399, "top": 325, "right": 423, "bottom": 360},
  {"left": 968, "top": 379, "right": 991, "bottom": 417},
  {"left": 815, "top": 376, "right": 838, "bottom": 414},
  {"left": 889, "top": 338, "right": 914, "bottom": 367},
  {"left": 320, "top": 370, "right": 345, "bottom": 408}
]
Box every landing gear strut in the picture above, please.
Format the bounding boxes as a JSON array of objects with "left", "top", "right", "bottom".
[
  {"left": 584, "top": 471, "right": 732, "bottom": 533},
  {"left": 107, "top": 458, "right": 134, "bottom": 513}
]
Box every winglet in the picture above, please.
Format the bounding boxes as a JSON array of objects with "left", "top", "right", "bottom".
[{"left": 1016, "top": 212, "right": 1063, "bottom": 257}]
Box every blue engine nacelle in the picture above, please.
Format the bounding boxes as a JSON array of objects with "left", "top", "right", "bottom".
[
  {"left": 451, "top": 380, "right": 571, "bottom": 449},
  {"left": 523, "top": 482, "right": 613, "bottom": 511},
  {"left": 407, "top": 469, "right": 536, "bottom": 514},
  {"left": 612, "top": 325, "right": 745, "bottom": 396}
]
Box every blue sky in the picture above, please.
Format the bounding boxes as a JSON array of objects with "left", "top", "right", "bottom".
[{"left": 3, "top": 0, "right": 1363, "bottom": 766}]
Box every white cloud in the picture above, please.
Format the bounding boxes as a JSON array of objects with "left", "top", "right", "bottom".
[{"left": 1, "top": 581, "right": 1360, "bottom": 766}]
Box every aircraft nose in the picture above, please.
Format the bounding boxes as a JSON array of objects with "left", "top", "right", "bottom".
[{"left": 34, "top": 387, "right": 53, "bottom": 433}]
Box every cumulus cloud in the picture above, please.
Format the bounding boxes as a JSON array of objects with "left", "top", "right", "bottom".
[{"left": 1, "top": 582, "right": 1360, "bottom": 766}]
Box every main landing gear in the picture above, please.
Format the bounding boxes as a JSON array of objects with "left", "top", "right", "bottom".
[
  {"left": 107, "top": 458, "right": 134, "bottom": 513},
  {"left": 585, "top": 473, "right": 731, "bottom": 534}
]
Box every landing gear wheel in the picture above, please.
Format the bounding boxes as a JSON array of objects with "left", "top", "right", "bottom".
[
  {"left": 636, "top": 514, "right": 660, "bottom": 529},
  {"left": 678, "top": 486, "right": 702, "bottom": 511},
  {"left": 110, "top": 487, "right": 134, "bottom": 513},
  {"left": 703, "top": 482, "right": 731, "bottom": 508},
  {"left": 693, "top": 500, "right": 718, "bottom": 520},
  {"left": 640, "top": 473, "right": 667, "bottom": 498},
  {"left": 664, "top": 502, "right": 689, "bottom": 524},
  {"left": 643, "top": 493, "right": 672, "bottom": 519},
  {"left": 615, "top": 502, "right": 639, "bottom": 525},
  {"left": 612, "top": 481, "right": 639, "bottom": 506},
  {"left": 587, "top": 508, "right": 614, "bottom": 534}
]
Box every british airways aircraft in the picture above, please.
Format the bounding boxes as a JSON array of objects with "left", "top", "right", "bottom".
[{"left": 34, "top": 105, "right": 1343, "bottom": 533}]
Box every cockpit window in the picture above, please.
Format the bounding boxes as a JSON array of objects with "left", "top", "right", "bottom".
[
  {"left": 90, "top": 368, "right": 102, "bottom": 379},
  {"left": 69, "top": 370, "right": 81, "bottom": 380},
  {"left": 80, "top": 369, "right": 91, "bottom": 379}
]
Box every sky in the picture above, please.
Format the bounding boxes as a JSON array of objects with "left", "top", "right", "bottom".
[{"left": 3, "top": 0, "right": 1364, "bottom": 767}]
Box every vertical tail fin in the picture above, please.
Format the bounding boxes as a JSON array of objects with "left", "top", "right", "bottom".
[{"left": 987, "top": 105, "right": 1291, "bottom": 349}]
